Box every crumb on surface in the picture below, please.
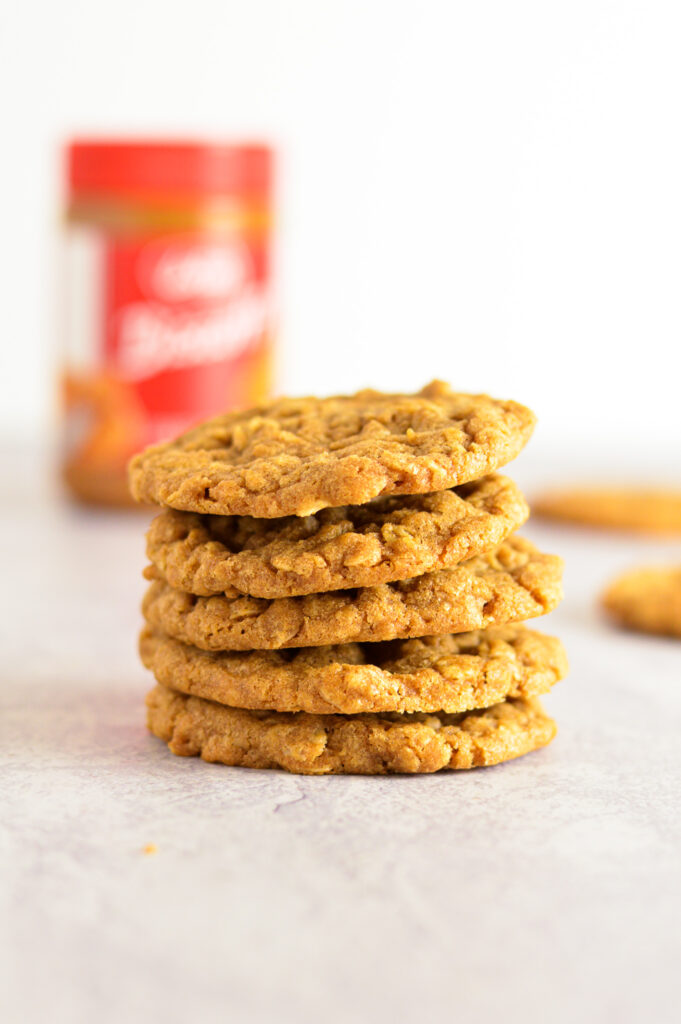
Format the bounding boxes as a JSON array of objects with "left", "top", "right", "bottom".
[{"left": 142, "top": 843, "right": 158, "bottom": 855}]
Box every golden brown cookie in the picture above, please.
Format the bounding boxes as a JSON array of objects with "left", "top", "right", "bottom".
[
  {"left": 139, "top": 624, "right": 568, "bottom": 715},
  {"left": 145, "top": 474, "right": 529, "bottom": 599},
  {"left": 129, "top": 382, "right": 536, "bottom": 517},
  {"left": 602, "top": 566, "right": 681, "bottom": 638},
  {"left": 533, "top": 486, "right": 681, "bottom": 535},
  {"left": 142, "top": 536, "right": 563, "bottom": 650},
  {"left": 146, "top": 684, "right": 556, "bottom": 774}
]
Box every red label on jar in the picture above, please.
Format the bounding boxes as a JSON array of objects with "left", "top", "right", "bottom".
[
  {"left": 104, "top": 232, "right": 271, "bottom": 443},
  {"left": 62, "top": 228, "right": 272, "bottom": 503}
]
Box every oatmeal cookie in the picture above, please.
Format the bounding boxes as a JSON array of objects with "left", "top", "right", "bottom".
[
  {"left": 146, "top": 685, "right": 556, "bottom": 774},
  {"left": 142, "top": 536, "right": 563, "bottom": 650},
  {"left": 533, "top": 486, "right": 681, "bottom": 535},
  {"left": 129, "top": 382, "right": 535, "bottom": 517},
  {"left": 602, "top": 566, "right": 681, "bottom": 638},
  {"left": 145, "top": 474, "right": 529, "bottom": 598},
  {"left": 139, "top": 624, "right": 568, "bottom": 715}
]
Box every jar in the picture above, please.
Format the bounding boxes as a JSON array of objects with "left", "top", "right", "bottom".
[{"left": 61, "top": 140, "right": 274, "bottom": 505}]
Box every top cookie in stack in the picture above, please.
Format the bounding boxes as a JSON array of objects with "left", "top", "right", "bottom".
[
  {"left": 129, "top": 380, "right": 536, "bottom": 517},
  {"left": 130, "top": 381, "right": 567, "bottom": 775}
]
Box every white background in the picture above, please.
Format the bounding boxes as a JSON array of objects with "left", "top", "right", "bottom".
[{"left": 1, "top": 0, "right": 680, "bottom": 453}]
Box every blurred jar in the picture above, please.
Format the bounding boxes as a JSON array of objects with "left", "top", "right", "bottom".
[{"left": 61, "top": 139, "right": 274, "bottom": 505}]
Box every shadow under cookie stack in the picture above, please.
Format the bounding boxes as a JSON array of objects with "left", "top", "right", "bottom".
[{"left": 129, "top": 382, "right": 568, "bottom": 775}]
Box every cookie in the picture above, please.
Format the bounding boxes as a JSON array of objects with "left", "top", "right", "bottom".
[
  {"left": 145, "top": 474, "right": 529, "bottom": 599},
  {"left": 142, "top": 536, "right": 563, "bottom": 650},
  {"left": 533, "top": 486, "right": 681, "bottom": 535},
  {"left": 140, "top": 624, "right": 568, "bottom": 715},
  {"left": 129, "top": 381, "right": 536, "bottom": 517},
  {"left": 146, "top": 685, "right": 556, "bottom": 774},
  {"left": 602, "top": 566, "right": 681, "bottom": 638}
]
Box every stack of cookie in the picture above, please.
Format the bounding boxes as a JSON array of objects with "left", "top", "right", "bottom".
[{"left": 129, "top": 381, "right": 568, "bottom": 775}]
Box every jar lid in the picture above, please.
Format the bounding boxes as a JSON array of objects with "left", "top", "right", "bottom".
[{"left": 67, "top": 139, "right": 273, "bottom": 202}]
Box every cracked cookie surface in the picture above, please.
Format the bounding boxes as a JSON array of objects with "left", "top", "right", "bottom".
[
  {"left": 146, "top": 685, "right": 556, "bottom": 774},
  {"left": 145, "top": 474, "right": 529, "bottom": 599},
  {"left": 533, "top": 486, "right": 681, "bottom": 535},
  {"left": 142, "top": 536, "right": 563, "bottom": 650},
  {"left": 602, "top": 566, "right": 681, "bottom": 638},
  {"left": 129, "top": 381, "right": 535, "bottom": 517},
  {"left": 140, "top": 624, "right": 567, "bottom": 715}
]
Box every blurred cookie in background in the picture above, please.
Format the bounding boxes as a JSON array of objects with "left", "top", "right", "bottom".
[
  {"left": 602, "top": 565, "right": 681, "bottom": 638},
  {"left": 532, "top": 486, "right": 681, "bottom": 536}
]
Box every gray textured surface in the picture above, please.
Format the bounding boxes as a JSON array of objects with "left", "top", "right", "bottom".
[{"left": 2, "top": 447, "right": 680, "bottom": 1023}]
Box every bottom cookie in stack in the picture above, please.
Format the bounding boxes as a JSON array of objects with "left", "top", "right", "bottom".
[{"left": 142, "top": 625, "right": 568, "bottom": 775}]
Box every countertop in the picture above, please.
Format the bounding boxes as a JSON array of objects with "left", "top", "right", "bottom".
[{"left": 2, "top": 446, "right": 680, "bottom": 1024}]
